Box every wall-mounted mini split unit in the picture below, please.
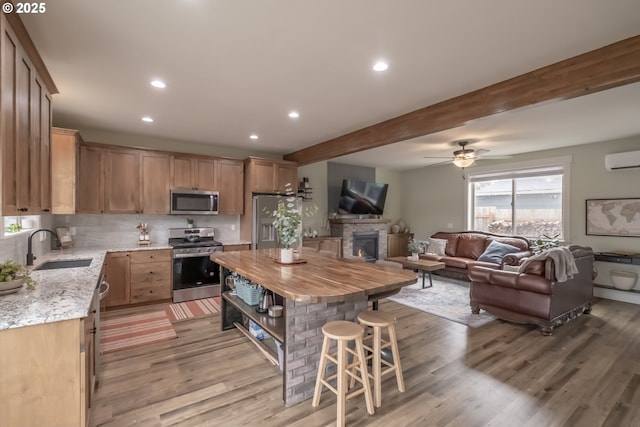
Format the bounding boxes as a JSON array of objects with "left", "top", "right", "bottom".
[{"left": 605, "top": 150, "right": 640, "bottom": 171}]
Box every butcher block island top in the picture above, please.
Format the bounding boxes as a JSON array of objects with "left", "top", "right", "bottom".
[{"left": 210, "top": 248, "right": 418, "bottom": 303}]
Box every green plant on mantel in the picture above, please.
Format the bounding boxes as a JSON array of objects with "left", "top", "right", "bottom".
[
  {"left": 266, "top": 183, "right": 318, "bottom": 249},
  {"left": 532, "top": 233, "right": 561, "bottom": 254},
  {"left": 0, "top": 260, "right": 35, "bottom": 290}
]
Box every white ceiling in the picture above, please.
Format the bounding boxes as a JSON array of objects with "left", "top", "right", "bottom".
[{"left": 21, "top": 0, "right": 640, "bottom": 170}]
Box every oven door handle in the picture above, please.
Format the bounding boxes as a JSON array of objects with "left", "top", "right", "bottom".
[{"left": 174, "top": 252, "right": 219, "bottom": 259}]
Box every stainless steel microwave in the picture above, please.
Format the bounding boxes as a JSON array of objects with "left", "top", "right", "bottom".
[{"left": 170, "top": 189, "right": 219, "bottom": 215}]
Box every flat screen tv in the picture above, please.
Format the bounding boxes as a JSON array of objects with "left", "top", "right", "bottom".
[{"left": 338, "top": 179, "right": 388, "bottom": 215}]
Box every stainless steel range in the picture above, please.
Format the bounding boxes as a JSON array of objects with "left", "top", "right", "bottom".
[{"left": 169, "top": 227, "right": 223, "bottom": 303}]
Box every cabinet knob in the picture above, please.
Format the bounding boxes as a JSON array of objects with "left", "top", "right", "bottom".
[
  {"left": 149, "top": 271, "right": 154, "bottom": 274},
  {"left": 42, "top": 208, "right": 50, "bottom": 212},
  {"left": 90, "top": 327, "right": 97, "bottom": 334}
]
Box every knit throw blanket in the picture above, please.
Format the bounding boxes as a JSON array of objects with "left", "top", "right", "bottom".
[{"left": 518, "top": 246, "right": 578, "bottom": 282}]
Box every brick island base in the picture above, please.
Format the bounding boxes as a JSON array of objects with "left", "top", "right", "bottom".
[{"left": 284, "top": 297, "right": 368, "bottom": 405}]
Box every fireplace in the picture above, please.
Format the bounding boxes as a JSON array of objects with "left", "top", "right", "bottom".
[
  {"left": 353, "top": 231, "right": 379, "bottom": 262},
  {"left": 329, "top": 217, "right": 390, "bottom": 260}
]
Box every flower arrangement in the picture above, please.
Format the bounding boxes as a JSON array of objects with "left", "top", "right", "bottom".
[
  {"left": 267, "top": 183, "right": 318, "bottom": 249},
  {"left": 0, "top": 260, "right": 35, "bottom": 290},
  {"left": 407, "top": 238, "right": 422, "bottom": 254}
]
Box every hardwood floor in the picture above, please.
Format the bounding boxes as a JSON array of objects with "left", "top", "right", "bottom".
[{"left": 90, "top": 298, "right": 640, "bottom": 427}]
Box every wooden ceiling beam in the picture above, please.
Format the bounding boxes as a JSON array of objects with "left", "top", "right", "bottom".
[{"left": 284, "top": 35, "right": 640, "bottom": 166}]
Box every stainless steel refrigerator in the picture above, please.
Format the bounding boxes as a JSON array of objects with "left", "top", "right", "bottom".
[
  {"left": 252, "top": 195, "right": 279, "bottom": 249},
  {"left": 252, "top": 194, "right": 303, "bottom": 250}
]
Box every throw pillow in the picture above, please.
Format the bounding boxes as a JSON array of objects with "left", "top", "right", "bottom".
[
  {"left": 502, "top": 264, "right": 520, "bottom": 272},
  {"left": 478, "top": 240, "right": 520, "bottom": 264},
  {"left": 428, "top": 238, "right": 448, "bottom": 256}
]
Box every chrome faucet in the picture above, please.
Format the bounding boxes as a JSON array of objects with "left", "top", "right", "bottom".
[{"left": 26, "top": 229, "right": 62, "bottom": 266}]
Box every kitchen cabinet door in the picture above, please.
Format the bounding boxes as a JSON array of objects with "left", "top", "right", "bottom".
[
  {"left": 15, "top": 49, "right": 32, "bottom": 214},
  {"left": 105, "top": 148, "right": 140, "bottom": 213},
  {"left": 215, "top": 159, "right": 243, "bottom": 214},
  {"left": 248, "top": 158, "right": 276, "bottom": 192},
  {"left": 103, "top": 252, "right": 131, "bottom": 308},
  {"left": 39, "top": 88, "right": 52, "bottom": 213},
  {"left": 1, "top": 21, "right": 19, "bottom": 215},
  {"left": 172, "top": 156, "right": 194, "bottom": 189},
  {"left": 140, "top": 152, "right": 171, "bottom": 214},
  {"left": 195, "top": 158, "right": 216, "bottom": 191},
  {"left": 77, "top": 144, "right": 104, "bottom": 213},
  {"left": 275, "top": 163, "right": 298, "bottom": 193}
]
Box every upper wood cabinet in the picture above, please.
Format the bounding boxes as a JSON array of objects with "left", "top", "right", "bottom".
[
  {"left": 216, "top": 159, "right": 244, "bottom": 215},
  {"left": 51, "top": 128, "right": 81, "bottom": 214},
  {"left": 105, "top": 148, "right": 141, "bottom": 214},
  {"left": 244, "top": 157, "right": 298, "bottom": 194},
  {"left": 0, "top": 15, "right": 55, "bottom": 216},
  {"left": 77, "top": 144, "right": 105, "bottom": 214},
  {"left": 140, "top": 151, "right": 171, "bottom": 214},
  {"left": 172, "top": 155, "right": 216, "bottom": 191}
]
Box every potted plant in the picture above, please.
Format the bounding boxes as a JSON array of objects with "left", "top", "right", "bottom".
[
  {"left": 407, "top": 238, "right": 421, "bottom": 260},
  {"left": 0, "top": 260, "right": 35, "bottom": 291},
  {"left": 186, "top": 218, "right": 195, "bottom": 229},
  {"left": 268, "top": 183, "right": 317, "bottom": 263}
]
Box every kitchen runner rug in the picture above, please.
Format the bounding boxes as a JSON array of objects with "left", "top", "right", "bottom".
[
  {"left": 100, "top": 311, "right": 177, "bottom": 354},
  {"left": 164, "top": 297, "right": 221, "bottom": 323},
  {"left": 388, "top": 276, "right": 496, "bottom": 328}
]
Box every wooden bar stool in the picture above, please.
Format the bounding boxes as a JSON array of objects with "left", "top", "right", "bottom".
[
  {"left": 357, "top": 310, "right": 405, "bottom": 407},
  {"left": 312, "top": 320, "right": 374, "bottom": 427}
]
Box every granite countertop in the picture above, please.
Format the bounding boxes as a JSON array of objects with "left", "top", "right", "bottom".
[{"left": 0, "top": 244, "right": 172, "bottom": 331}]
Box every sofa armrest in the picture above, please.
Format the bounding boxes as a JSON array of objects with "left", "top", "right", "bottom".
[{"left": 502, "top": 250, "right": 533, "bottom": 266}]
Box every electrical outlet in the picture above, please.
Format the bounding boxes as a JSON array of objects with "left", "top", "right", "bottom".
[
  {"left": 40, "top": 232, "right": 46, "bottom": 242},
  {"left": 69, "top": 227, "right": 76, "bottom": 236},
  {"left": 447, "top": 223, "right": 453, "bottom": 229},
  {"left": 231, "top": 224, "right": 236, "bottom": 231}
]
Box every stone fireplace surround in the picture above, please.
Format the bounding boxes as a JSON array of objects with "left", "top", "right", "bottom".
[{"left": 329, "top": 217, "right": 390, "bottom": 260}]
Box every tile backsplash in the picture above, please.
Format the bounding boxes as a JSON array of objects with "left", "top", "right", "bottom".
[
  {"left": 52, "top": 214, "right": 241, "bottom": 247},
  {"left": 0, "top": 216, "right": 55, "bottom": 264}
]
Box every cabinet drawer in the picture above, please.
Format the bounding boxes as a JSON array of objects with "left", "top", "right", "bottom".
[
  {"left": 130, "top": 249, "right": 172, "bottom": 264},
  {"left": 130, "top": 280, "right": 171, "bottom": 303},
  {"left": 130, "top": 261, "right": 171, "bottom": 283}
]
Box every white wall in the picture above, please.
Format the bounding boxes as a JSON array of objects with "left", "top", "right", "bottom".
[
  {"left": 400, "top": 136, "right": 640, "bottom": 253},
  {"left": 297, "top": 161, "right": 329, "bottom": 235}
]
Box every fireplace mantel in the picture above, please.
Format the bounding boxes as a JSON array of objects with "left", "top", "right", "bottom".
[{"left": 329, "top": 218, "right": 390, "bottom": 225}]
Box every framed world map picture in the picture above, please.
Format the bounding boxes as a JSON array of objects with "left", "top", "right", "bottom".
[{"left": 586, "top": 198, "right": 640, "bottom": 237}]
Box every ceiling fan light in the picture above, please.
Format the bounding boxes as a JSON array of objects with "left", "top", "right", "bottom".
[{"left": 453, "top": 157, "right": 476, "bottom": 168}]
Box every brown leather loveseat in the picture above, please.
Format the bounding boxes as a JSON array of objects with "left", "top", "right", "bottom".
[
  {"left": 419, "top": 231, "right": 532, "bottom": 280},
  {"left": 468, "top": 245, "right": 595, "bottom": 335}
]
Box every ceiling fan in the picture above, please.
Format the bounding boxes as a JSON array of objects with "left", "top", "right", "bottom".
[{"left": 424, "top": 140, "right": 509, "bottom": 168}]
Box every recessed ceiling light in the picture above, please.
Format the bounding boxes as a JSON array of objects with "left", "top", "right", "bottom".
[
  {"left": 142, "top": 116, "right": 154, "bottom": 123},
  {"left": 150, "top": 80, "right": 166, "bottom": 88},
  {"left": 372, "top": 61, "right": 389, "bottom": 72},
  {"left": 250, "top": 134, "right": 259, "bottom": 140},
  {"left": 288, "top": 111, "right": 300, "bottom": 119}
]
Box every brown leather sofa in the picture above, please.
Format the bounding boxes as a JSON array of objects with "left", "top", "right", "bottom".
[
  {"left": 468, "top": 245, "right": 594, "bottom": 335},
  {"left": 419, "top": 231, "right": 532, "bottom": 280}
]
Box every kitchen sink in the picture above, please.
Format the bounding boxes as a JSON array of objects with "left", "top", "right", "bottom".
[{"left": 33, "top": 258, "right": 93, "bottom": 270}]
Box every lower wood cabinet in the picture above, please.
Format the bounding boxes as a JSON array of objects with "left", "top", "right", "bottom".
[
  {"left": 387, "top": 233, "right": 414, "bottom": 258},
  {"left": 129, "top": 250, "right": 172, "bottom": 303},
  {"left": 0, "top": 318, "right": 90, "bottom": 427},
  {"left": 223, "top": 243, "right": 251, "bottom": 252},
  {"left": 302, "top": 237, "right": 342, "bottom": 257},
  {"left": 103, "top": 249, "right": 172, "bottom": 309}
]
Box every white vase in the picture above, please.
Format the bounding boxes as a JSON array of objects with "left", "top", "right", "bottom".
[
  {"left": 410, "top": 253, "right": 419, "bottom": 261},
  {"left": 280, "top": 248, "right": 294, "bottom": 264}
]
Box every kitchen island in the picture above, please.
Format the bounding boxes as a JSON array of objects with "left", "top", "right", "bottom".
[{"left": 211, "top": 248, "right": 417, "bottom": 406}]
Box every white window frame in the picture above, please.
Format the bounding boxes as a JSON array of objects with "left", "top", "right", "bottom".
[
  {"left": 2, "top": 215, "right": 40, "bottom": 238},
  {"left": 464, "top": 156, "right": 572, "bottom": 238}
]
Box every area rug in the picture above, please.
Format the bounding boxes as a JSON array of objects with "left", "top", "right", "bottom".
[
  {"left": 164, "top": 297, "right": 220, "bottom": 323},
  {"left": 100, "top": 311, "right": 177, "bottom": 354},
  {"left": 388, "top": 276, "right": 496, "bottom": 328}
]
